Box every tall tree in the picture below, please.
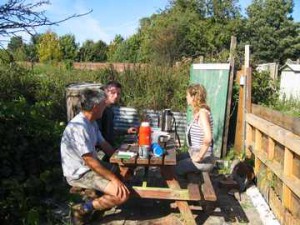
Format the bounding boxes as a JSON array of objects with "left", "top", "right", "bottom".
[
  {"left": 24, "top": 34, "right": 41, "bottom": 62},
  {"left": 7, "top": 36, "right": 26, "bottom": 61},
  {"left": 107, "top": 34, "right": 124, "bottom": 62},
  {"left": 138, "top": 0, "right": 243, "bottom": 64},
  {"left": 77, "top": 39, "right": 107, "bottom": 62},
  {"left": 110, "top": 34, "right": 141, "bottom": 62},
  {"left": 245, "top": 0, "right": 300, "bottom": 64},
  {"left": 59, "top": 34, "right": 78, "bottom": 61},
  {"left": 37, "top": 31, "right": 62, "bottom": 63}
]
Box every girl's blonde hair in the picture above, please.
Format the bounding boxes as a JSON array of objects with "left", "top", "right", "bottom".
[{"left": 187, "top": 84, "right": 210, "bottom": 112}]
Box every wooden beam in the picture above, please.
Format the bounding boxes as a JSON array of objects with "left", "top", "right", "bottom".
[
  {"left": 254, "top": 150, "right": 300, "bottom": 199},
  {"left": 252, "top": 104, "right": 300, "bottom": 137},
  {"left": 255, "top": 129, "right": 262, "bottom": 154},
  {"left": 268, "top": 137, "right": 275, "bottom": 160},
  {"left": 234, "top": 69, "right": 245, "bottom": 153},
  {"left": 131, "top": 186, "right": 196, "bottom": 200},
  {"left": 246, "top": 113, "right": 300, "bottom": 155},
  {"left": 222, "top": 36, "right": 237, "bottom": 157},
  {"left": 246, "top": 123, "right": 253, "bottom": 157},
  {"left": 202, "top": 172, "right": 217, "bottom": 201},
  {"left": 283, "top": 147, "right": 293, "bottom": 210},
  {"left": 162, "top": 166, "right": 197, "bottom": 225}
]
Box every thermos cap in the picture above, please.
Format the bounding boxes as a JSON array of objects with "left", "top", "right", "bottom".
[{"left": 141, "top": 121, "right": 150, "bottom": 127}]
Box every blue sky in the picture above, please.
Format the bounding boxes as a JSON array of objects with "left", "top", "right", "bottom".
[{"left": 17, "top": 0, "right": 300, "bottom": 45}]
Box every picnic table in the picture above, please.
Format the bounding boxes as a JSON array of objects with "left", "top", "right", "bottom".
[{"left": 110, "top": 138, "right": 217, "bottom": 225}]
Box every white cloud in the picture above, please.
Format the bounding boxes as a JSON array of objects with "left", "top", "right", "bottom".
[{"left": 36, "top": 0, "right": 111, "bottom": 45}]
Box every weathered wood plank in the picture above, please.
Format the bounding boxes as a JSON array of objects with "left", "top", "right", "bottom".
[
  {"left": 131, "top": 186, "right": 195, "bottom": 200},
  {"left": 234, "top": 70, "right": 245, "bottom": 153},
  {"left": 254, "top": 150, "right": 300, "bottom": 199},
  {"left": 202, "top": 172, "right": 217, "bottom": 201},
  {"left": 252, "top": 104, "right": 300, "bottom": 136},
  {"left": 162, "top": 166, "right": 197, "bottom": 225},
  {"left": 164, "top": 149, "right": 176, "bottom": 165},
  {"left": 268, "top": 137, "right": 275, "bottom": 160},
  {"left": 222, "top": 36, "right": 236, "bottom": 157},
  {"left": 246, "top": 113, "right": 300, "bottom": 156},
  {"left": 186, "top": 173, "right": 202, "bottom": 201},
  {"left": 283, "top": 147, "right": 293, "bottom": 210}
]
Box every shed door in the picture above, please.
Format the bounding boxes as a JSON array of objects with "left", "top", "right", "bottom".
[{"left": 189, "top": 63, "right": 230, "bottom": 158}]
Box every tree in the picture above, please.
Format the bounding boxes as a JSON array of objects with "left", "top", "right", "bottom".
[
  {"left": 137, "top": 0, "right": 243, "bottom": 65},
  {"left": 0, "top": 0, "right": 91, "bottom": 43},
  {"left": 245, "top": 0, "right": 300, "bottom": 64},
  {"left": 37, "top": 31, "right": 62, "bottom": 63},
  {"left": 7, "top": 36, "right": 26, "bottom": 61},
  {"left": 107, "top": 35, "right": 124, "bottom": 62},
  {"left": 59, "top": 34, "right": 78, "bottom": 61},
  {"left": 110, "top": 34, "right": 141, "bottom": 62},
  {"left": 7, "top": 36, "right": 23, "bottom": 52},
  {"left": 24, "top": 34, "right": 41, "bottom": 62},
  {"left": 77, "top": 40, "right": 107, "bottom": 62}
]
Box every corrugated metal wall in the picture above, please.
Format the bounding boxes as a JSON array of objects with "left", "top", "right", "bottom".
[{"left": 113, "top": 106, "right": 187, "bottom": 146}]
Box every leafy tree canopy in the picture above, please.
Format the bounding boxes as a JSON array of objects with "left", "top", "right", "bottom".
[
  {"left": 37, "top": 31, "right": 62, "bottom": 63},
  {"left": 245, "top": 0, "right": 300, "bottom": 64}
]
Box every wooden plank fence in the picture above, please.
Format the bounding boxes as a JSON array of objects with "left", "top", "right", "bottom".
[{"left": 246, "top": 104, "right": 300, "bottom": 224}]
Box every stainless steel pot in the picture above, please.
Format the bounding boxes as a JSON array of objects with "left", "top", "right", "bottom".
[{"left": 160, "top": 109, "right": 174, "bottom": 132}]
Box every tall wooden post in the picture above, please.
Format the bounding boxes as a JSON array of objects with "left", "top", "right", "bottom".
[
  {"left": 242, "top": 45, "right": 251, "bottom": 154},
  {"left": 222, "top": 36, "right": 237, "bottom": 157}
]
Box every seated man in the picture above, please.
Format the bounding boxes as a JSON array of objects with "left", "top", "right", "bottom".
[{"left": 60, "top": 89, "right": 130, "bottom": 225}]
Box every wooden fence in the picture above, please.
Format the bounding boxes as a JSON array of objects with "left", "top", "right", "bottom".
[
  {"left": 73, "top": 62, "right": 146, "bottom": 72},
  {"left": 245, "top": 104, "right": 300, "bottom": 224}
]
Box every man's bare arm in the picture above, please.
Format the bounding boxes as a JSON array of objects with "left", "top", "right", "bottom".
[{"left": 83, "top": 153, "right": 117, "bottom": 181}]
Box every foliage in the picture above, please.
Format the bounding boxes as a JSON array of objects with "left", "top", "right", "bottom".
[
  {"left": 77, "top": 40, "right": 108, "bottom": 62},
  {"left": 109, "top": 34, "right": 141, "bottom": 62},
  {"left": 59, "top": 34, "right": 78, "bottom": 61},
  {"left": 269, "top": 98, "right": 300, "bottom": 117},
  {"left": 24, "top": 34, "right": 41, "bottom": 63},
  {"left": 107, "top": 34, "right": 124, "bottom": 62},
  {"left": 251, "top": 70, "right": 279, "bottom": 105},
  {"left": 2, "top": 0, "right": 300, "bottom": 67},
  {"left": 6, "top": 36, "right": 26, "bottom": 61},
  {"left": 137, "top": 0, "right": 244, "bottom": 65},
  {"left": 244, "top": 0, "right": 300, "bottom": 64},
  {"left": 37, "top": 31, "right": 62, "bottom": 63}
]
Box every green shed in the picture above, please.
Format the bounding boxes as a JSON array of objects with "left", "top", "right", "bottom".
[{"left": 189, "top": 63, "right": 230, "bottom": 158}]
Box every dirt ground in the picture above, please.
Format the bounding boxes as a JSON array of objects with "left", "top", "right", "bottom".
[{"left": 88, "top": 167, "right": 264, "bottom": 225}]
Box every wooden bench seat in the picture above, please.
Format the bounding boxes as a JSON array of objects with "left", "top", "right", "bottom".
[{"left": 187, "top": 171, "right": 217, "bottom": 202}]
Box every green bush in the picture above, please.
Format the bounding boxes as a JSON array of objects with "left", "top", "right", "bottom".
[{"left": 251, "top": 70, "right": 279, "bottom": 105}]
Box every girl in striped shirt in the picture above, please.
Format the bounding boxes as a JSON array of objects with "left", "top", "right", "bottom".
[{"left": 176, "top": 84, "right": 214, "bottom": 177}]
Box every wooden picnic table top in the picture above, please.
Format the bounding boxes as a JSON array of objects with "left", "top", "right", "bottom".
[{"left": 110, "top": 143, "right": 177, "bottom": 166}]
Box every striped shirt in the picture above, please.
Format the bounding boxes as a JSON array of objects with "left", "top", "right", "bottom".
[{"left": 186, "top": 109, "right": 213, "bottom": 158}]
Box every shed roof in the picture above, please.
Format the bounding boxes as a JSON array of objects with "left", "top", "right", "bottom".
[{"left": 280, "top": 63, "right": 300, "bottom": 72}]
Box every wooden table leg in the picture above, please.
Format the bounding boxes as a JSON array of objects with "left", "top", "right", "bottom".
[
  {"left": 119, "top": 166, "right": 132, "bottom": 181},
  {"left": 162, "top": 166, "right": 197, "bottom": 225}
]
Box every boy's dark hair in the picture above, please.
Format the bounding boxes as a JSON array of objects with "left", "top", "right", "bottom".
[{"left": 104, "top": 81, "right": 122, "bottom": 90}]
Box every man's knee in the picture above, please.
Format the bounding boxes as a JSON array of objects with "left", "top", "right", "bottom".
[{"left": 115, "top": 192, "right": 130, "bottom": 205}]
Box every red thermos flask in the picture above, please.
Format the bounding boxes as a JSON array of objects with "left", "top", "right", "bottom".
[{"left": 138, "top": 122, "right": 151, "bottom": 146}]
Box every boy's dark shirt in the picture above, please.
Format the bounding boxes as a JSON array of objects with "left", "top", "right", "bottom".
[{"left": 98, "top": 106, "right": 115, "bottom": 146}]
